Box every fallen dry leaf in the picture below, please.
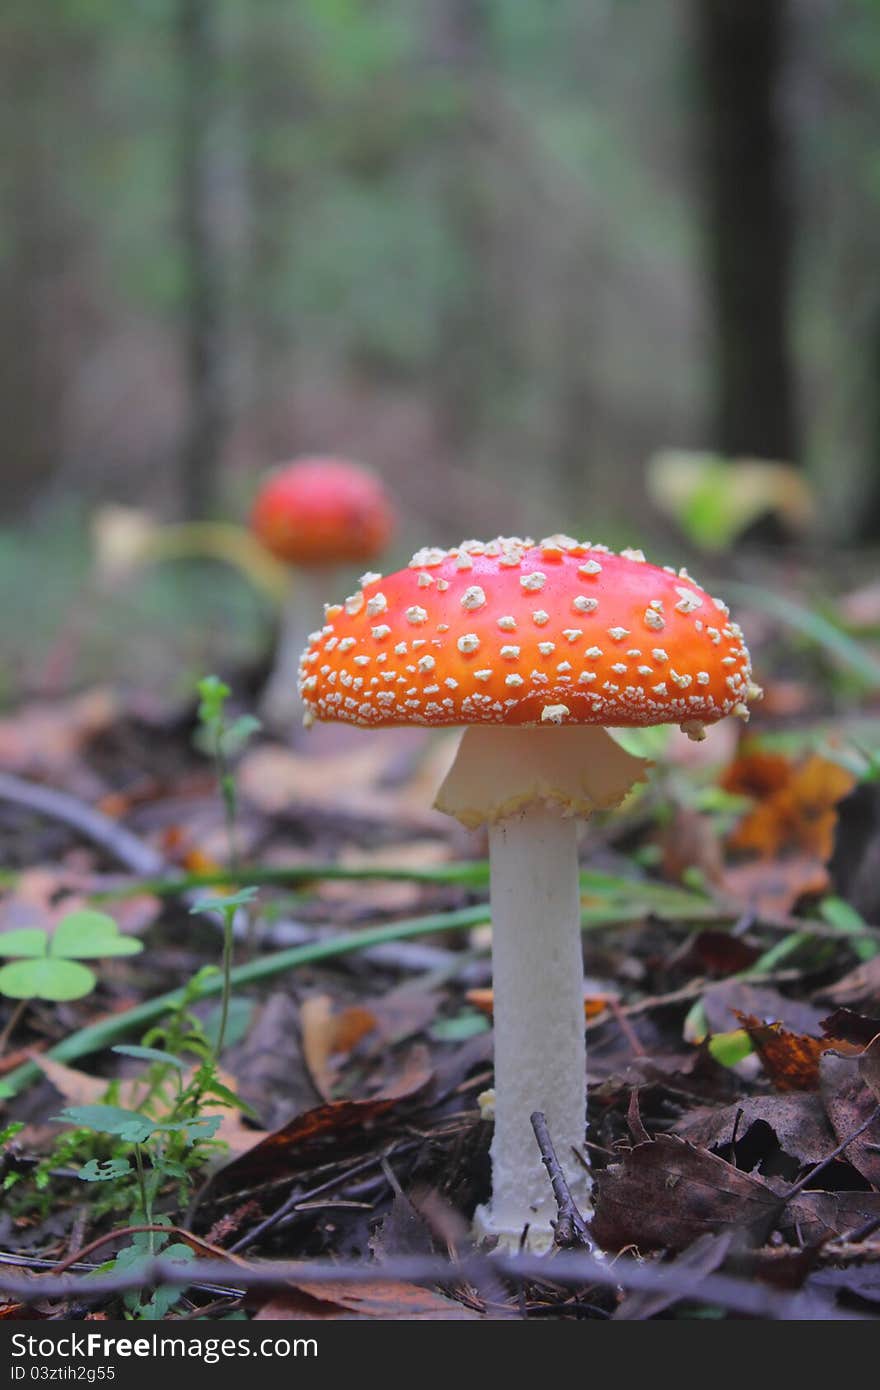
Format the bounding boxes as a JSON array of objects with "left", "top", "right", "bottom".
[
  {"left": 466, "top": 987, "right": 612, "bottom": 1020},
  {"left": 675, "top": 1092, "right": 834, "bottom": 1170},
  {"left": 256, "top": 1280, "right": 480, "bottom": 1320},
  {"left": 210, "top": 1045, "right": 433, "bottom": 1192},
  {"left": 591, "top": 1133, "right": 781, "bottom": 1254},
  {"left": 725, "top": 753, "right": 856, "bottom": 862},
  {"left": 300, "top": 994, "right": 378, "bottom": 1102},
  {"left": 720, "top": 854, "right": 830, "bottom": 916},
  {"left": 735, "top": 1013, "right": 828, "bottom": 1092},
  {"left": 0, "top": 689, "right": 118, "bottom": 787},
  {"left": 701, "top": 980, "right": 826, "bottom": 1040},
  {"left": 820, "top": 1009, "right": 880, "bottom": 1048},
  {"left": 819, "top": 1050, "right": 880, "bottom": 1185}
]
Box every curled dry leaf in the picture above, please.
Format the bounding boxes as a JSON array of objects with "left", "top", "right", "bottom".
[
  {"left": 675, "top": 1092, "right": 834, "bottom": 1170},
  {"left": 819, "top": 1050, "right": 880, "bottom": 1186},
  {"left": 734, "top": 1013, "right": 828, "bottom": 1092},
  {"left": 300, "top": 994, "right": 378, "bottom": 1102},
  {"left": 820, "top": 1009, "right": 880, "bottom": 1048},
  {"left": 591, "top": 1133, "right": 781, "bottom": 1254},
  {"left": 724, "top": 752, "right": 856, "bottom": 862}
]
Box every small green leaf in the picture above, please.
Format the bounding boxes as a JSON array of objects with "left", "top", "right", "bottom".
[
  {"left": 159, "top": 1115, "right": 221, "bottom": 1142},
  {"left": 53, "top": 1105, "right": 157, "bottom": 1143},
  {"left": 0, "top": 958, "right": 96, "bottom": 1001},
  {"left": 0, "top": 929, "right": 49, "bottom": 959},
  {"left": 196, "top": 675, "right": 230, "bottom": 730},
  {"left": 52, "top": 910, "right": 143, "bottom": 960},
  {"left": 708, "top": 1029, "right": 754, "bottom": 1068},
  {"left": 820, "top": 896, "right": 878, "bottom": 962},
  {"left": 111, "top": 1045, "right": 186, "bottom": 1070},
  {"left": 0, "top": 1122, "right": 24, "bottom": 1147},
  {"left": 78, "top": 1158, "right": 133, "bottom": 1182},
  {"left": 221, "top": 714, "right": 261, "bottom": 756},
  {"left": 190, "top": 888, "right": 258, "bottom": 915},
  {"left": 607, "top": 725, "right": 672, "bottom": 759},
  {"left": 430, "top": 1012, "right": 490, "bottom": 1042}
]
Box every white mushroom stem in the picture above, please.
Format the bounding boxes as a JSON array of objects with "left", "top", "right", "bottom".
[
  {"left": 434, "top": 723, "right": 650, "bottom": 1251},
  {"left": 482, "top": 803, "right": 588, "bottom": 1244}
]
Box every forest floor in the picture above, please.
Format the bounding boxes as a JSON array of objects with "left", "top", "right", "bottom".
[{"left": 1, "top": 565, "right": 880, "bottom": 1321}]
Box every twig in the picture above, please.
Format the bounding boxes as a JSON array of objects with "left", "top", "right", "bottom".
[
  {"left": 0, "top": 772, "right": 167, "bottom": 877},
  {"left": 530, "top": 1112, "right": 591, "bottom": 1249},
  {"left": 44, "top": 1223, "right": 248, "bottom": 1282},
  {"left": 228, "top": 1143, "right": 413, "bottom": 1254},
  {"left": 781, "top": 1102, "right": 880, "bottom": 1206},
  {"left": 0, "top": 1249, "right": 862, "bottom": 1320}
]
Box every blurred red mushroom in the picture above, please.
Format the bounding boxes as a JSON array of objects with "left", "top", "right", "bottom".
[{"left": 251, "top": 456, "right": 395, "bottom": 729}]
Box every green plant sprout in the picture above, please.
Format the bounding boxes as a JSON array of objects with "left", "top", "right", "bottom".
[
  {"left": 189, "top": 889, "right": 259, "bottom": 1059},
  {"left": 0, "top": 909, "right": 142, "bottom": 1002},
  {"left": 194, "top": 675, "right": 262, "bottom": 1059},
  {"left": 57, "top": 1093, "right": 213, "bottom": 1321},
  {"left": 50, "top": 1031, "right": 232, "bottom": 1319},
  {"left": 195, "top": 675, "right": 260, "bottom": 868}
]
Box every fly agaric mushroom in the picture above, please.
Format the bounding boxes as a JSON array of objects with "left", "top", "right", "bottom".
[
  {"left": 251, "top": 456, "right": 395, "bottom": 729},
  {"left": 297, "top": 536, "right": 761, "bottom": 1249}
]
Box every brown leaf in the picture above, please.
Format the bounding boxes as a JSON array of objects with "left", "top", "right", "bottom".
[
  {"left": 720, "top": 855, "right": 830, "bottom": 917},
  {"left": 858, "top": 1032, "right": 880, "bottom": 1103},
  {"left": 820, "top": 1009, "right": 880, "bottom": 1048},
  {"left": 211, "top": 1046, "right": 433, "bottom": 1192},
  {"left": 675, "top": 1093, "right": 834, "bottom": 1170},
  {"left": 300, "top": 995, "right": 378, "bottom": 1102},
  {"left": 723, "top": 750, "right": 793, "bottom": 800},
  {"left": 782, "top": 1192, "right": 880, "bottom": 1244},
  {"left": 735, "top": 1013, "right": 826, "bottom": 1091},
  {"left": 591, "top": 1134, "right": 781, "bottom": 1254},
  {"left": 255, "top": 1281, "right": 480, "bottom": 1320},
  {"left": 659, "top": 806, "right": 725, "bottom": 887},
  {"left": 819, "top": 1050, "right": 880, "bottom": 1185},
  {"left": 0, "top": 689, "right": 118, "bottom": 786}
]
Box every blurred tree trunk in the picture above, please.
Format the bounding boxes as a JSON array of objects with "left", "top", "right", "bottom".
[
  {"left": 429, "top": 0, "right": 515, "bottom": 452},
  {"left": 862, "top": 316, "right": 880, "bottom": 539},
  {"left": 0, "top": 30, "right": 67, "bottom": 514},
  {"left": 694, "top": 0, "right": 799, "bottom": 464},
  {"left": 179, "top": 0, "right": 229, "bottom": 519}
]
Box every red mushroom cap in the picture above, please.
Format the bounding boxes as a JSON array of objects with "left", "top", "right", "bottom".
[
  {"left": 298, "top": 536, "right": 761, "bottom": 735},
  {"left": 250, "top": 457, "right": 394, "bottom": 567}
]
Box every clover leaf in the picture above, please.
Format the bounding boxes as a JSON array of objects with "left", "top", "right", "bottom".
[{"left": 0, "top": 910, "right": 142, "bottom": 1002}]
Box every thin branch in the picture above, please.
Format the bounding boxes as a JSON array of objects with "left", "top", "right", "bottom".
[
  {"left": 781, "top": 1102, "right": 880, "bottom": 1205},
  {"left": 530, "top": 1112, "right": 591, "bottom": 1248},
  {"left": 0, "top": 1249, "right": 862, "bottom": 1320}
]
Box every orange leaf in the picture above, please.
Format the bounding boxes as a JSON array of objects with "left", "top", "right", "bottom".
[
  {"left": 727, "top": 753, "right": 855, "bottom": 861},
  {"left": 465, "top": 988, "right": 611, "bottom": 1020},
  {"left": 300, "top": 994, "right": 378, "bottom": 1102},
  {"left": 735, "top": 1013, "right": 826, "bottom": 1091}
]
